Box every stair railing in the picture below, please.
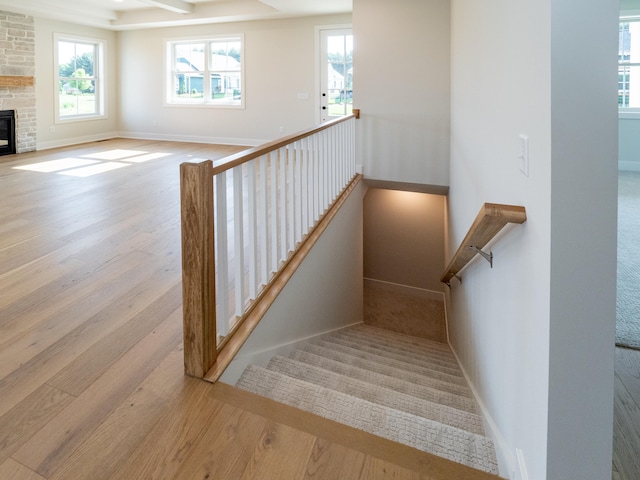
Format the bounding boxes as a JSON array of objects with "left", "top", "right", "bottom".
[
  {"left": 441, "top": 203, "right": 527, "bottom": 286},
  {"left": 180, "top": 114, "right": 359, "bottom": 380}
]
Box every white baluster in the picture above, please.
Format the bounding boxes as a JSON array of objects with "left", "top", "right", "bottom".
[
  {"left": 259, "top": 154, "right": 268, "bottom": 287},
  {"left": 247, "top": 161, "right": 257, "bottom": 300},
  {"left": 233, "top": 165, "right": 244, "bottom": 318},
  {"left": 279, "top": 147, "right": 287, "bottom": 262},
  {"left": 269, "top": 150, "right": 278, "bottom": 275},
  {"left": 215, "top": 171, "right": 229, "bottom": 338}
]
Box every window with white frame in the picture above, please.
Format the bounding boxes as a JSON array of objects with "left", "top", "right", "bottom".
[
  {"left": 166, "top": 35, "right": 244, "bottom": 107},
  {"left": 55, "top": 34, "right": 105, "bottom": 121},
  {"left": 619, "top": 19, "right": 640, "bottom": 109}
]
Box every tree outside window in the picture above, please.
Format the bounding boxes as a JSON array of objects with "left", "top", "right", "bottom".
[{"left": 56, "top": 36, "right": 104, "bottom": 120}]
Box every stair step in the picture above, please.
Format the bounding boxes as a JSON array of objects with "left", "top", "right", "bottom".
[
  {"left": 301, "top": 343, "right": 473, "bottom": 398},
  {"left": 323, "top": 333, "right": 464, "bottom": 378},
  {"left": 266, "top": 355, "right": 486, "bottom": 435},
  {"left": 348, "top": 324, "right": 455, "bottom": 355},
  {"left": 236, "top": 365, "right": 499, "bottom": 475},
  {"left": 333, "top": 328, "right": 461, "bottom": 369},
  {"left": 288, "top": 349, "right": 479, "bottom": 414},
  {"left": 311, "top": 339, "right": 469, "bottom": 388}
]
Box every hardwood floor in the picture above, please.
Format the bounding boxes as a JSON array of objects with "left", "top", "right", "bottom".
[
  {"left": 613, "top": 346, "right": 640, "bottom": 479},
  {"left": 0, "top": 139, "right": 500, "bottom": 480}
]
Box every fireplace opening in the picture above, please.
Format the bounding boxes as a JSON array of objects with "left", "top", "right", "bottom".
[{"left": 0, "top": 110, "right": 16, "bottom": 156}]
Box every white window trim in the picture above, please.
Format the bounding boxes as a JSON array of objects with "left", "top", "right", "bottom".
[
  {"left": 54, "top": 33, "right": 106, "bottom": 123},
  {"left": 314, "top": 24, "right": 352, "bottom": 124},
  {"left": 164, "top": 34, "right": 245, "bottom": 109},
  {"left": 619, "top": 109, "right": 640, "bottom": 119}
]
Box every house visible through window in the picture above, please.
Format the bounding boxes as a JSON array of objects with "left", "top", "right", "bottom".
[
  {"left": 167, "top": 35, "right": 243, "bottom": 107},
  {"left": 55, "top": 34, "right": 105, "bottom": 121},
  {"left": 619, "top": 19, "right": 640, "bottom": 109}
]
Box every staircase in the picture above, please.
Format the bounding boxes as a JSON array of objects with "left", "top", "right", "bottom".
[{"left": 235, "top": 324, "right": 500, "bottom": 476}]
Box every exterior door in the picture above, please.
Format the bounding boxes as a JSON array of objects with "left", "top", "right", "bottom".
[{"left": 320, "top": 28, "right": 353, "bottom": 123}]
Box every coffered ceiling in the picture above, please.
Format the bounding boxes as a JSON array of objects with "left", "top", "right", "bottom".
[{"left": 0, "top": 0, "right": 352, "bottom": 30}]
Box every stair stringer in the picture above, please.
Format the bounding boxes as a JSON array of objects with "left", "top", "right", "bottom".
[{"left": 219, "top": 321, "right": 363, "bottom": 384}]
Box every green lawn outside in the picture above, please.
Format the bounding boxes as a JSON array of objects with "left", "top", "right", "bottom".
[{"left": 59, "top": 93, "right": 97, "bottom": 116}]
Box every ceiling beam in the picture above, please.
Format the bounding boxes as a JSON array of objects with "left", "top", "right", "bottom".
[{"left": 138, "top": 0, "right": 194, "bottom": 14}]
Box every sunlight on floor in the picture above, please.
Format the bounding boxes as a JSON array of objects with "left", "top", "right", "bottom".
[
  {"left": 14, "top": 158, "right": 99, "bottom": 172},
  {"left": 13, "top": 149, "right": 173, "bottom": 176},
  {"left": 58, "top": 161, "right": 130, "bottom": 177}
]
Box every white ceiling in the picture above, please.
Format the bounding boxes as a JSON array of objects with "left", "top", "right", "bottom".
[{"left": 0, "top": 0, "right": 352, "bottom": 30}]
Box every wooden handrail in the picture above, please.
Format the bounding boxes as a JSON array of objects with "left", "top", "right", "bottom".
[
  {"left": 211, "top": 114, "right": 356, "bottom": 175},
  {"left": 441, "top": 203, "right": 527, "bottom": 285}
]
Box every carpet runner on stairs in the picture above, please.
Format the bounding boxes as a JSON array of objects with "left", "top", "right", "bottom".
[{"left": 235, "top": 324, "right": 500, "bottom": 476}]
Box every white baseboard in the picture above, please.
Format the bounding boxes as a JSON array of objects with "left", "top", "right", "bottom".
[
  {"left": 117, "top": 131, "right": 264, "bottom": 147},
  {"left": 448, "top": 344, "right": 522, "bottom": 480},
  {"left": 363, "top": 277, "right": 445, "bottom": 302},
  {"left": 37, "top": 131, "right": 119, "bottom": 150},
  {"left": 36, "top": 131, "right": 264, "bottom": 151},
  {"left": 219, "top": 321, "right": 364, "bottom": 385}
]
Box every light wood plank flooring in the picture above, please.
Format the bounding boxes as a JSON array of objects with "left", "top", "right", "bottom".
[
  {"left": 613, "top": 346, "right": 640, "bottom": 479},
  {"left": 0, "top": 139, "right": 499, "bottom": 480},
  {"left": 1, "top": 139, "right": 638, "bottom": 479}
]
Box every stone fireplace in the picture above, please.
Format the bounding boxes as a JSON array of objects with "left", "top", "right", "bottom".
[{"left": 0, "top": 10, "right": 36, "bottom": 154}]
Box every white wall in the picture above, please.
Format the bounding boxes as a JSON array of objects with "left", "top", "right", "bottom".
[
  {"left": 221, "top": 180, "right": 366, "bottom": 384},
  {"left": 34, "top": 17, "right": 119, "bottom": 149},
  {"left": 353, "top": 0, "right": 450, "bottom": 188},
  {"left": 363, "top": 188, "right": 446, "bottom": 293},
  {"left": 117, "top": 14, "right": 350, "bottom": 146},
  {"left": 449, "top": 1, "right": 551, "bottom": 476},
  {"left": 449, "top": 0, "right": 617, "bottom": 479},
  {"left": 547, "top": 1, "right": 618, "bottom": 478}
]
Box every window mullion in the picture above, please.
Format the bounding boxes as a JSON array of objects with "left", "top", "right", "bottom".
[{"left": 204, "top": 43, "right": 211, "bottom": 103}]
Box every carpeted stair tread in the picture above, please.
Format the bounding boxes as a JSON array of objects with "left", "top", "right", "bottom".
[
  {"left": 349, "top": 324, "right": 454, "bottom": 353},
  {"left": 301, "top": 343, "right": 473, "bottom": 398},
  {"left": 332, "top": 329, "right": 461, "bottom": 370},
  {"left": 321, "top": 334, "right": 464, "bottom": 378},
  {"left": 288, "top": 349, "right": 479, "bottom": 414},
  {"left": 236, "top": 365, "right": 499, "bottom": 475},
  {"left": 266, "top": 355, "right": 486, "bottom": 435},
  {"left": 311, "top": 339, "right": 469, "bottom": 388}
]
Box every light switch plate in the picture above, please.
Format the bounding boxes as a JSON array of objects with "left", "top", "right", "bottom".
[{"left": 518, "top": 134, "right": 529, "bottom": 177}]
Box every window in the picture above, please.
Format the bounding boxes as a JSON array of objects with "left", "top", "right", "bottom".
[
  {"left": 166, "top": 35, "right": 243, "bottom": 107},
  {"left": 319, "top": 27, "right": 352, "bottom": 122},
  {"left": 55, "top": 34, "right": 105, "bottom": 121},
  {"left": 619, "top": 19, "right": 640, "bottom": 109}
]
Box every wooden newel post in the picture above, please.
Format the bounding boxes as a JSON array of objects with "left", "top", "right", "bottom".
[{"left": 180, "top": 160, "right": 217, "bottom": 378}]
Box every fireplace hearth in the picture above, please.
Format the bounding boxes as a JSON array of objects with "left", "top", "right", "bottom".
[{"left": 0, "top": 110, "right": 16, "bottom": 156}]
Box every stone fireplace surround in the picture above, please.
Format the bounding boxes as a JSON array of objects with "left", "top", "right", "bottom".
[{"left": 0, "top": 10, "right": 36, "bottom": 154}]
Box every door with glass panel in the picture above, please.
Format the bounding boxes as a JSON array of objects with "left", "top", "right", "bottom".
[{"left": 320, "top": 28, "right": 353, "bottom": 122}]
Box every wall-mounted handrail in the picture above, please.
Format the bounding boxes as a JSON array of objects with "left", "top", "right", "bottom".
[
  {"left": 441, "top": 203, "right": 527, "bottom": 285},
  {"left": 181, "top": 114, "right": 358, "bottom": 380}
]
